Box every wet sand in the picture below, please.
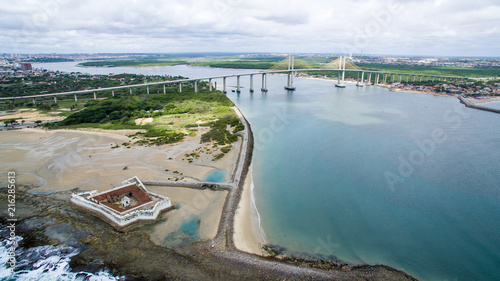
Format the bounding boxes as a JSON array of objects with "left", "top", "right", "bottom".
[
  {"left": 0, "top": 128, "right": 237, "bottom": 242},
  {"left": 234, "top": 165, "right": 266, "bottom": 255}
]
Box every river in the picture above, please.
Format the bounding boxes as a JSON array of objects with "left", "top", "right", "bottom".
[{"left": 27, "top": 62, "right": 500, "bottom": 281}]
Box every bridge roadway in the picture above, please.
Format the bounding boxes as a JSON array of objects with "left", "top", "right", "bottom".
[{"left": 0, "top": 69, "right": 466, "bottom": 102}]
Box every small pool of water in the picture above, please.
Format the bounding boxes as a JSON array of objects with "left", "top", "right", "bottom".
[
  {"left": 163, "top": 216, "right": 200, "bottom": 247},
  {"left": 203, "top": 170, "right": 227, "bottom": 183}
]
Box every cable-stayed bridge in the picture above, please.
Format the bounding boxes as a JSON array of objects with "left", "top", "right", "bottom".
[{"left": 0, "top": 56, "right": 466, "bottom": 104}]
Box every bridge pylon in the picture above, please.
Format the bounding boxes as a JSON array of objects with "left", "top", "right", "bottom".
[{"left": 284, "top": 55, "right": 296, "bottom": 91}]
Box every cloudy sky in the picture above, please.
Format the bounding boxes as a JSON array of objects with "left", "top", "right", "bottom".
[{"left": 1, "top": 0, "right": 499, "bottom": 56}]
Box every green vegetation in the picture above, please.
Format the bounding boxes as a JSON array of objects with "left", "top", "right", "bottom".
[
  {"left": 41, "top": 87, "right": 243, "bottom": 146},
  {"left": 2, "top": 118, "right": 17, "bottom": 126},
  {"left": 79, "top": 59, "right": 187, "bottom": 67},
  {"left": 0, "top": 73, "right": 184, "bottom": 98},
  {"left": 356, "top": 63, "right": 500, "bottom": 78},
  {"left": 193, "top": 61, "right": 278, "bottom": 69},
  {"left": 200, "top": 116, "right": 243, "bottom": 145}
]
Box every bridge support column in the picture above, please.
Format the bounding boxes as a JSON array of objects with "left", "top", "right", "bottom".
[
  {"left": 93, "top": 92, "right": 97, "bottom": 100},
  {"left": 261, "top": 73, "right": 268, "bottom": 92},
  {"left": 178, "top": 83, "right": 182, "bottom": 93},
  {"left": 209, "top": 79, "right": 213, "bottom": 91},
  {"left": 361, "top": 71, "right": 365, "bottom": 85},
  {"left": 223, "top": 77, "right": 227, "bottom": 93},
  {"left": 163, "top": 84, "right": 166, "bottom": 94},
  {"left": 53, "top": 96, "right": 57, "bottom": 103},
  {"left": 367, "top": 72, "right": 371, "bottom": 85},
  {"left": 215, "top": 81, "right": 217, "bottom": 91},
  {"left": 112, "top": 90, "right": 115, "bottom": 97},
  {"left": 194, "top": 81, "right": 198, "bottom": 93},
  {"left": 147, "top": 86, "right": 150, "bottom": 94},
  {"left": 32, "top": 98, "right": 36, "bottom": 104},
  {"left": 130, "top": 88, "right": 133, "bottom": 95},
  {"left": 237, "top": 76, "right": 241, "bottom": 93},
  {"left": 250, "top": 74, "right": 254, "bottom": 92},
  {"left": 74, "top": 94, "right": 78, "bottom": 102}
]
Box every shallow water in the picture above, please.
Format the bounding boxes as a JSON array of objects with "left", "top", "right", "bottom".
[{"left": 203, "top": 170, "right": 227, "bottom": 183}]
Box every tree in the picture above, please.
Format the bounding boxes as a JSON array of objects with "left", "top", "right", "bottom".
[
  {"left": 34, "top": 120, "right": 43, "bottom": 126},
  {"left": 3, "top": 118, "right": 17, "bottom": 127}
]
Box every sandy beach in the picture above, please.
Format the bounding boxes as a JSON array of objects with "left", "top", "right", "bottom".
[
  {"left": 234, "top": 165, "right": 266, "bottom": 255},
  {"left": 0, "top": 127, "right": 240, "bottom": 244},
  {"left": 464, "top": 96, "right": 500, "bottom": 104}
]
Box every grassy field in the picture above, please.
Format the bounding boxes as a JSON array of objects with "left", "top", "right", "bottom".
[{"left": 78, "top": 59, "right": 188, "bottom": 67}]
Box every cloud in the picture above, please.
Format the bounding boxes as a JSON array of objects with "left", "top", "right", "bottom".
[{"left": 1, "top": 0, "right": 499, "bottom": 56}]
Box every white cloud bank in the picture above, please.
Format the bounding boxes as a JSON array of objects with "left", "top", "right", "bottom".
[{"left": 1, "top": 0, "right": 499, "bottom": 56}]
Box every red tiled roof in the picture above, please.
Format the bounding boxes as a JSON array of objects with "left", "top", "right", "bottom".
[{"left": 91, "top": 183, "right": 152, "bottom": 213}]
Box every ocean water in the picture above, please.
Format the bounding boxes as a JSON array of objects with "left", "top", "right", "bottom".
[
  {"left": 0, "top": 236, "right": 121, "bottom": 281},
  {"left": 27, "top": 62, "right": 500, "bottom": 280},
  {"left": 226, "top": 76, "right": 500, "bottom": 281}
]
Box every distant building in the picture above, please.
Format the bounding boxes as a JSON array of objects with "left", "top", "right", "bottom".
[
  {"left": 71, "top": 176, "right": 173, "bottom": 230},
  {"left": 20, "top": 63, "right": 32, "bottom": 71}
]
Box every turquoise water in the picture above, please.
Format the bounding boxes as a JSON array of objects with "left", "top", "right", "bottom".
[
  {"left": 164, "top": 216, "right": 201, "bottom": 247},
  {"left": 227, "top": 77, "right": 500, "bottom": 281},
  {"left": 204, "top": 170, "right": 227, "bottom": 183},
  {"left": 33, "top": 63, "right": 500, "bottom": 281}
]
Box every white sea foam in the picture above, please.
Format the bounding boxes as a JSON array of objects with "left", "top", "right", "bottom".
[
  {"left": 0, "top": 236, "right": 122, "bottom": 281},
  {"left": 250, "top": 171, "right": 267, "bottom": 242}
]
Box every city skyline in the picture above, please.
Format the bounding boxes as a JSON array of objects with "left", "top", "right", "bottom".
[{"left": 1, "top": 0, "right": 499, "bottom": 57}]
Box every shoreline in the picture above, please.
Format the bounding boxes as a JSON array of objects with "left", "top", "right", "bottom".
[
  {"left": 233, "top": 165, "right": 266, "bottom": 255},
  {"left": 0, "top": 94, "right": 418, "bottom": 280}
]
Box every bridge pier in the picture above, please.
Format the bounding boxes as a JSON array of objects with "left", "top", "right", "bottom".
[
  {"left": 209, "top": 79, "right": 213, "bottom": 91},
  {"left": 236, "top": 76, "right": 241, "bottom": 93},
  {"left": 376, "top": 73, "right": 380, "bottom": 85},
  {"left": 194, "top": 81, "right": 198, "bottom": 93},
  {"left": 163, "top": 84, "right": 166, "bottom": 94},
  {"left": 32, "top": 98, "right": 36, "bottom": 104},
  {"left": 130, "top": 88, "right": 133, "bottom": 95},
  {"left": 74, "top": 94, "right": 78, "bottom": 102},
  {"left": 147, "top": 86, "right": 150, "bottom": 94},
  {"left": 53, "top": 96, "right": 57, "bottom": 103},
  {"left": 178, "top": 83, "right": 182, "bottom": 93},
  {"left": 112, "top": 90, "right": 115, "bottom": 97},
  {"left": 223, "top": 77, "right": 227, "bottom": 93},
  {"left": 261, "top": 73, "right": 268, "bottom": 92},
  {"left": 367, "top": 72, "right": 371, "bottom": 85},
  {"left": 250, "top": 74, "right": 254, "bottom": 92}
]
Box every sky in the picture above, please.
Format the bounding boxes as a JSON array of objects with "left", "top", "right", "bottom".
[{"left": 1, "top": 0, "right": 499, "bottom": 57}]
